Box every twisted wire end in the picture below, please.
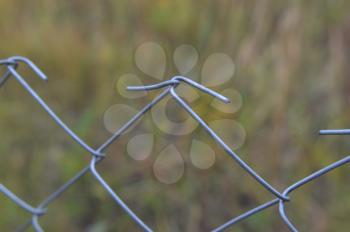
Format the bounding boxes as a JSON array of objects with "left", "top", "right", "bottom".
[
  {"left": 219, "top": 95, "right": 231, "bottom": 104},
  {"left": 127, "top": 76, "right": 231, "bottom": 104}
]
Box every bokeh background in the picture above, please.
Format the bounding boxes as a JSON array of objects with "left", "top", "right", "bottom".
[{"left": 1, "top": 0, "right": 350, "bottom": 231}]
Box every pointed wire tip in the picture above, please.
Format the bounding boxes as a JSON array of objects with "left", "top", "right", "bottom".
[
  {"left": 319, "top": 130, "right": 333, "bottom": 135},
  {"left": 41, "top": 75, "right": 49, "bottom": 81},
  {"left": 222, "top": 97, "right": 231, "bottom": 104},
  {"left": 210, "top": 93, "right": 230, "bottom": 104},
  {"left": 213, "top": 93, "right": 230, "bottom": 104},
  {"left": 32, "top": 68, "right": 48, "bottom": 81}
]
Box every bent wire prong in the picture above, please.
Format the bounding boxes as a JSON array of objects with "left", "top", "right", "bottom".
[
  {"left": 7, "top": 56, "right": 48, "bottom": 81},
  {"left": 127, "top": 79, "right": 180, "bottom": 91},
  {"left": 0, "top": 56, "right": 47, "bottom": 87},
  {"left": 127, "top": 75, "right": 230, "bottom": 103}
]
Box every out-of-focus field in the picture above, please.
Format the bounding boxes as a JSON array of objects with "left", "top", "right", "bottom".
[{"left": 0, "top": 0, "right": 349, "bottom": 231}]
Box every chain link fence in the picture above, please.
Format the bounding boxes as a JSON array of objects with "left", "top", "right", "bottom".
[{"left": 0, "top": 57, "right": 349, "bottom": 232}]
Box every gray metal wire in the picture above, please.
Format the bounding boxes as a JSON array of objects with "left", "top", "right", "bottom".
[{"left": 0, "top": 57, "right": 349, "bottom": 232}]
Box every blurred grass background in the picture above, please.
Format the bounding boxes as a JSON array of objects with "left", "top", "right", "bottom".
[{"left": 0, "top": 0, "right": 350, "bottom": 231}]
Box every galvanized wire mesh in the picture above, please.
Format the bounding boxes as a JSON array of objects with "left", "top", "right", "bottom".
[{"left": 0, "top": 57, "right": 349, "bottom": 232}]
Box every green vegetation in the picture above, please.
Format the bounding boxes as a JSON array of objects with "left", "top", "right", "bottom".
[{"left": 0, "top": 0, "right": 349, "bottom": 231}]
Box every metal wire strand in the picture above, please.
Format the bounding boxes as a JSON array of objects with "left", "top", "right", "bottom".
[
  {"left": 32, "top": 216, "right": 44, "bottom": 232},
  {"left": 127, "top": 79, "right": 180, "bottom": 91},
  {"left": 2, "top": 73, "right": 170, "bottom": 231},
  {"left": 212, "top": 199, "right": 280, "bottom": 232},
  {"left": 319, "top": 129, "right": 350, "bottom": 135},
  {"left": 0, "top": 184, "right": 46, "bottom": 215},
  {"left": 278, "top": 155, "right": 350, "bottom": 232},
  {"left": 90, "top": 157, "right": 153, "bottom": 232},
  {"left": 5, "top": 64, "right": 103, "bottom": 158},
  {"left": 0, "top": 61, "right": 349, "bottom": 232},
  {"left": 169, "top": 86, "right": 288, "bottom": 201},
  {"left": 7, "top": 56, "right": 48, "bottom": 81},
  {"left": 16, "top": 86, "right": 171, "bottom": 231},
  {"left": 214, "top": 155, "right": 350, "bottom": 232}
]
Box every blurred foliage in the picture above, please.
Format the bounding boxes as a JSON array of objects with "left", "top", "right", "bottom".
[{"left": 0, "top": 0, "right": 350, "bottom": 231}]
